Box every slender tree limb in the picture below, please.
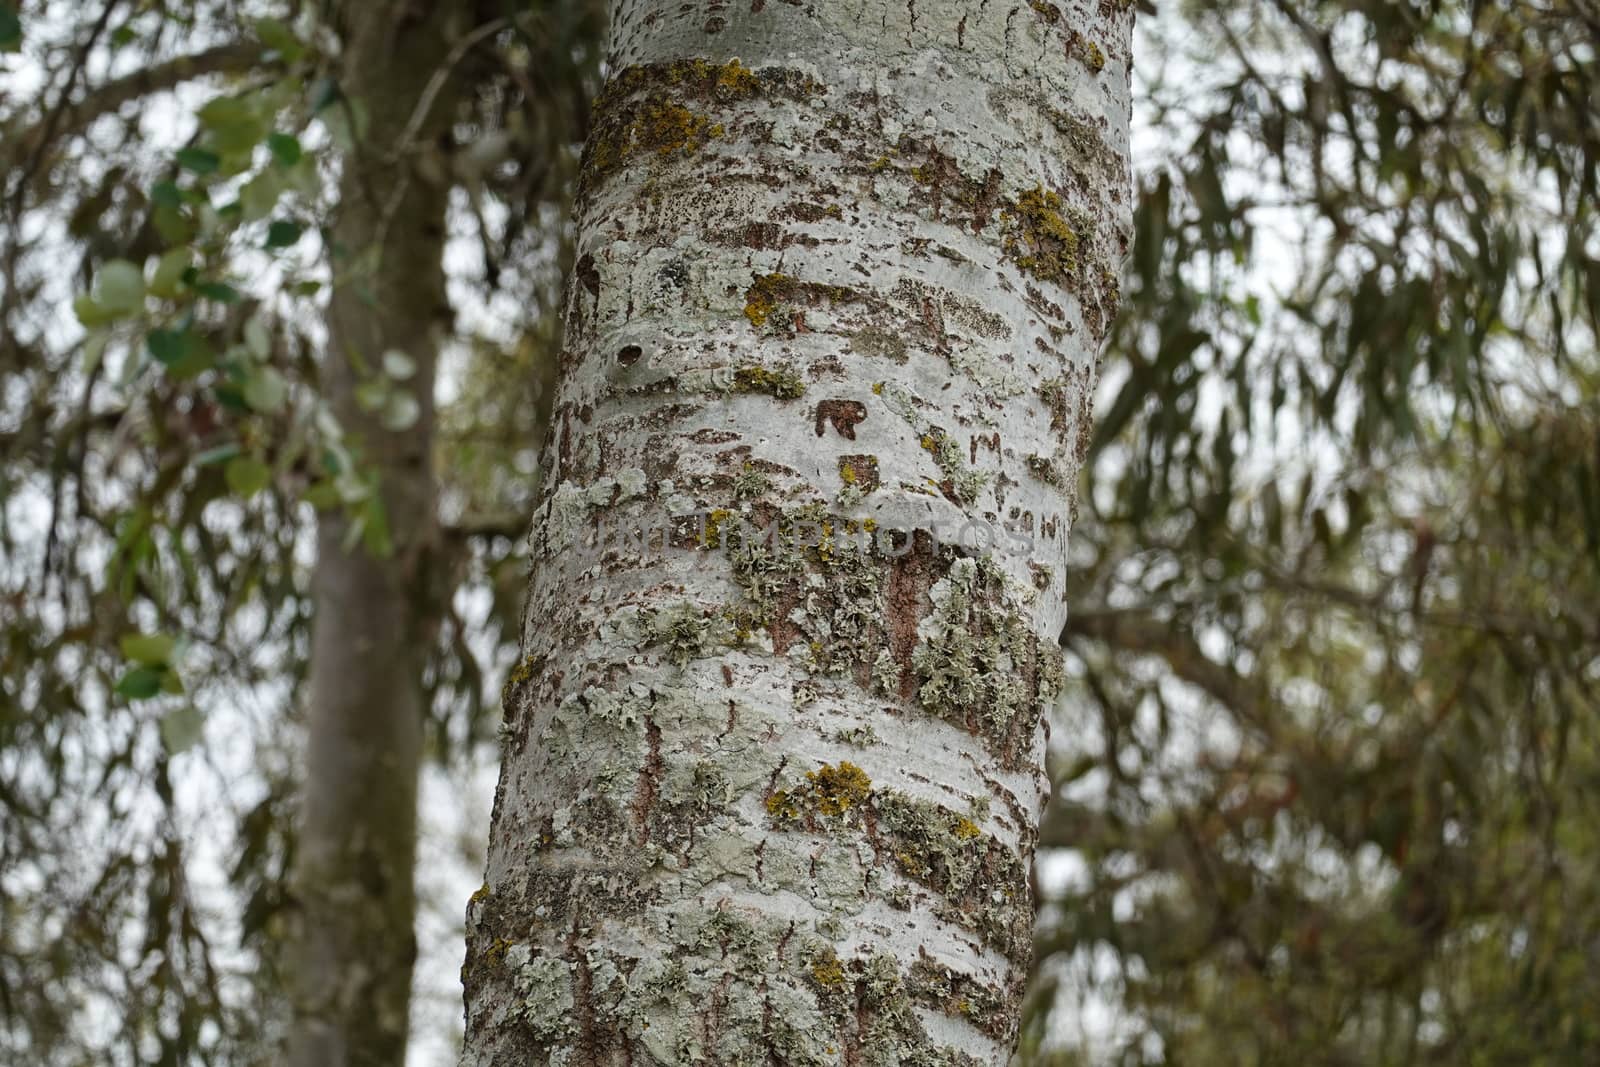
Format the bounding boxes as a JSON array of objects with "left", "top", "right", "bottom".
[{"left": 2, "top": 41, "right": 268, "bottom": 168}]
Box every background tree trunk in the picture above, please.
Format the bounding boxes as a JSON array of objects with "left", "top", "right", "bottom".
[
  {"left": 288, "top": 4, "right": 468, "bottom": 1064},
  {"left": 463, "top": 1, "right": 1132, "bottom": 1061}
]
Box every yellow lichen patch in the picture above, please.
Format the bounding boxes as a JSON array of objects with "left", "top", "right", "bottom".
[
  {"left": 484, "top": 938, "right": 515, "bottom": 966},
  {"left": 742, "top": 272, "right": 791, "bottom": 328},
  {"left": 1001, "top": 185, "right": 1082, "bottom": 283},
  {"left": 951, "top": 816, "right": 983, "bottom": 841},
  {"left": 809, "top": 952, "right": 847, "bottom": 988},
  {"left": 468, "top": 883, "right": 492, "bottom": 907},
  {"left": 838, "top": 453, "right": 881, "bottom": 493},
  {"left": 731, "top": 363, "right": 806, "bottom": 399},
  {"left": 500, "top": 654, "right": 542, "bottom": 707},
  {"left": 702, "top": 507, "right": 735, "bottom": 548},
  {"left": 743, "top": 272, "right": 860, "bottom": 332},
  {"left": 587, "top": 96, "right": 714, "bottom": 181},
  {"left": 714, "top": 58, "right": 761, "bottom": 96},
  {"left": 1083, "top": 39, "right": 1107, "bottom": 73},
  {"left": 766, "top": 790, "right": 801, "bottom": 821},
  {"left": 806, "top": 761, "right": 872, "bottom": 816}
]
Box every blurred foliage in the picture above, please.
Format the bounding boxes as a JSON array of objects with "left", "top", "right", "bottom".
[
  {"left": 1025, "top": 0, "right": 1600, "bottom": 1063},
  {"left": 0, "top": 0, "right": 599, "bottom": 1061}
]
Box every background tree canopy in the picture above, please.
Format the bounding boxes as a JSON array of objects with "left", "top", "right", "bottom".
[{"left": 1, "top": 0, "right": 1596, "bottom": 1063}]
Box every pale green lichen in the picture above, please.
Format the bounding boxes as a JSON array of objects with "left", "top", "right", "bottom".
[
  {"left": 833, "top": 723, "right": 880, "bottom": 747},
  {"left": 919, "top": 428, "right": 989, "bottom": 505},
  {"left": 508, "top": 947, "right": 575, "bottom": 1039},
  {"left": 639, "top": 602, "right": 733, "bottom": 664},
  {"left": 733, "top": 461, "right": 771, "bottom": 500},
  {"left": 912, "top": 556, "right": 1060, "bottom": 767}
]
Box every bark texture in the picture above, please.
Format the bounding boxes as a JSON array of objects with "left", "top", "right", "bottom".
[
  {"left": 463, "top": 1, "right": 1132, "bottom": 1062},
  {"left": 287, "top": 4, "right": 468, "bottom": 1064}
]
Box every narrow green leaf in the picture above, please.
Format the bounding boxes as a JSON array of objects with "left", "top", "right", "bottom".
[
  {"left": 149, "top": 248, "right": 191, "bottom": 297},
  {"left": 253, "top": 18, "right": 305, "bottom": 63},
  {"left": 74, "top": 295, "right": 116, "bottom": 328},
  {"left": 120, "top": 633, "right": 176, "bottom": 667},
  {"left": 195, "top": 281, "right": 241, "bottom": 304},
  {"left": 267, "top": 132, "right": 303, "bottom": 167},
  {"left": 176, "top": 147, "right": 221, "bottom": 174},
  {"left": 159, "top": 706, "right": 206, "bottom": 754},
  {"left": 193, "top": 442, "right": 242, "bottom": 467},
  {"left": 225, "top": 455, "right": 272, "bottom": 498},
  {"left": 310, "top": 77, "right": 342, "bottom": 112},
  {"left": 97, "top": 259, "right": 145, "bottom": 314},
  {"left": 243, "top": 366, "right": 288, "bottom": 414},
  {"left": 265, "top": 220, "right": 302, "bottom": 249},
  {"left": 116, "top": 666, "right": 165, "bottom": 701},
  {"left": 0, "top": 4, "right": 21, "bottom": 52}
]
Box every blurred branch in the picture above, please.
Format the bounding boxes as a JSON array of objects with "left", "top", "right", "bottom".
[
  {"left": 1062, "top": 608, "right": 1269, "bottom": 733},
  {"left": 3, "top": 41, "right": 269, "bottom": 170}
]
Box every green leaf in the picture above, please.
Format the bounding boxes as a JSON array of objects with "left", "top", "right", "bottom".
[
  {"left": 239, "top": 171, "right": 284, "bottom": 222},
  {"left": 149, "top": 249, "right": 191, "bottom": 298},
  {"left": 97, "top": 259, "right": 145, "bottom": 314},
  {"left": 381, "top": 391, "right": 420, "bottom": 431},
  {"left": 153, "top": 204, "right": 196, "bottom": 246},
  {"left": 197, "top": 96, "right": 266, "bottom": 154},
  {"left": 243, "top": 316, "right": 272, "bottom": 359},
  {"left": 265, "top": 220, "right": 302, "bottom": 249},
  {"left": 225, "top": 455, "right": 272, "bottom": 498},
  {"left": 74, "top": 295, "right": 116, "bottom": 328},
  {"left": 253, "top": 17, "right": 304, "bottom": 63},
  {"left": 0, "top": 4, "right": 20, "bottom": 52},
  {"left": 147, "top": 328, "right": 215, "bottom": 378},
  {"left": 193, "top": 442, "right": 242, "bottom": 467},
  {"left": 303, "top": 481, "right": 341, "bottom": 510},
  {"left": 267, "top": 132, "right": 303, "bottom": 167},
  {"left": 196, "top": 281, "right": 241, "bottom": 304},
  {"left": 116, "top": 666, "right": 165, "bottom": 701},
  {"left": 243, "top": 366, "right": 288, "bottom": 414},
  {"left": 310, "top": 76, "right": 342, "bottom": 113},
  {"left": 159, "top": 706, "right": 206, "bottom": 754},
  {"left": 382, "top": 349, "right": 416, "bottom": 380},
  {"left": 121, "top": 633, "right": 176, "bottom": 667},
  {"left": 147, "top": 328, "right": 186, "bottom": 365},
  {"left": 176, "top": 147, "right": 221, "bottom": 174}
]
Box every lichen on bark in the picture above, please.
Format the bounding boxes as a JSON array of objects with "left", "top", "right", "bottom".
[{"left": 462, "top": 0, "right": 1133, "bottom": 1062}]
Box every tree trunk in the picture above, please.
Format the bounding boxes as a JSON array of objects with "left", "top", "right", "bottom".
[
  {"left": 288, "top": 5, "right": 468, "bottom": 1064},
  {"left": 463, "top": 2, "right": 1132, "bottom": 1061}
]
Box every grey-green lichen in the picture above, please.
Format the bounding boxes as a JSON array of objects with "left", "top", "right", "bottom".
[
  {"left": 920, "top": 428, "right": 989, "bottom": 505},
  {"left": 639, "top": 601, "right": 735, "bottom": 664},
  {"left": 912, "top": 556, "right": 1062, "bottom": 769}
]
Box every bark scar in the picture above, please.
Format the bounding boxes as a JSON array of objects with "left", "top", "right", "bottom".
[{"left": 815, "top": 398, "right": 868, "bottom": 439}]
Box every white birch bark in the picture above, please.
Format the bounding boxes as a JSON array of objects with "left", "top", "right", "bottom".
[{"left": 462, "top": 1, "right": 1132, "bottom": 1061}]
